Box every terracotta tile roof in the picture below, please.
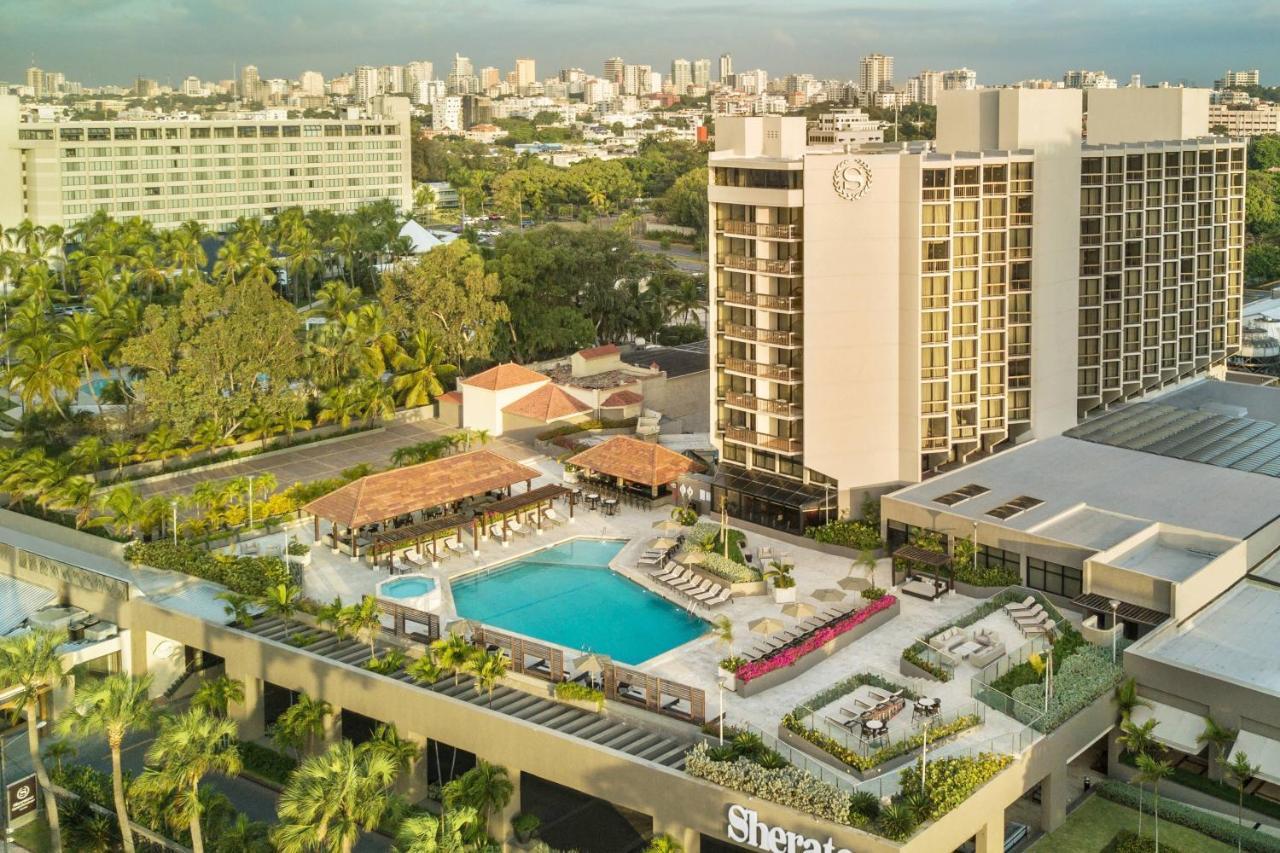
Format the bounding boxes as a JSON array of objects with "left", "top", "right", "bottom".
[
  {"left": 460, "top": 362, "right": 548, "bottom": 391},
  {"left": 601, "top": 389, "right": 644, "bottom": 407},
  {"left": 303, "top": 450, "right": 541, "bottom": 528},
  {"left": 437, "top": 391, "right": 462, "bottom": 404},
  {"left": 566, "top": 436, "right": 695, "bottom": 488},
  {"left": 577, "top": 343, "right": 620, "bottom": 359},
  {"left": 502, "top": 385, "right": 590, "bottom": 422}
]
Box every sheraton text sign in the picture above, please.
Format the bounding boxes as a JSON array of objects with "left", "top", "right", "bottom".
[{"left": 727, "top": 805, "right": 853, "bottom": 853}]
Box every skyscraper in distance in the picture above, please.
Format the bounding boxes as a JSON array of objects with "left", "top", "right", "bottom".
[
  {"left": 671, "top": 59, "right": 692, "bottom": 94},
  {"left": 719, "top": 53, "right": 733, "bottom": 82},
  {"left": 604, "top": 57, "right": 624, "bottom": 86},
  {"left": 693, "top": 58, "right": 712, "bottom": 87}
]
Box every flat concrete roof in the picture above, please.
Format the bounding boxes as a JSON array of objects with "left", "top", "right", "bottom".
[
  {"left": 1138, "top": 580, "right": 1280, "bottom": 698},
  {"left": 1160, "top": 379, "right": 1280, "bottom": 425},
  {"left": 1108, "top": 538, "right": 1221, "bottom": 583},
  {"left": 889, "top": 435, "right": 1280, "bottom": 545}
]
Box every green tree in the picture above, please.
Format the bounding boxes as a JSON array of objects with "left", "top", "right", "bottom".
[
  {"left": 646, "top": 834, "right": 684, "bottom": 853},
  {"left": 136, "top": 709, "right": 242, "bottom": 853},
  {"left": 657, "top": 166, "right": 709, "bottom": 236},
  {"left": 272, "top": 693, "right": 332, "bottom": 761},
  {"left": 391, "top": 328, "right": 455, "bottom": 408},
  {"left": 273, "top": 740, "right": 397, "bottom": 853},
  {"left": 379, "top": 240, "right": 509, "bottom": 369},
  {"left": 191, "top": 674, "right": 245, "bottom": 718},
  {"left": 0, "top": 629, "right": 68, "bottom": 851},
  {"left": 57, "top": 673, "right": 159, "bottom": 853},
  {"left": 394, "top": 808, "right": 477, "bottom": 853},
  {"left": 431, "top": 634, "right": 474, "bottom": 687},
  {"left": 1221, "top": 750, "right": 1261, "bottom": 852},
  {"left": 1197, "top": 716, "right": 1237, "bottom": 781},
  {"left": 1135, "top": 752, "right": 1174, "bottom": 849},
  {"left": 340, "top": 595, "right": 383, "bottom": 660},
  {"left": 1248, "top": 134, "right": 1280, "bottom": 170},
  {"left": 467, "top": 649, "right": 509, "bottom": 707},
  {"left": 443, "top": 760, "right": 513, "bottom": 838}
]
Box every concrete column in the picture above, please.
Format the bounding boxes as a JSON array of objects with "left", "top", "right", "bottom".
[
  {"left": 322, "top": 705, "right": 343, "bottom": 747},
  {"left": 232, "top": 675, "right": 266, "bottom": 741},
  {"left": 973, "top": 816, "right": 1004, "bottom": 853},
  {"left": 1040, "top": 767, "right": 1068, "bottom": 832},
  {"left": 399, "top": 729, "right": 431, "bottom": 800},
  {"left": 653, "top": 821, "right": 700, "bottom": 853},
  {"left": 490, "top": 766, "right": 521, "bottom": 852}
]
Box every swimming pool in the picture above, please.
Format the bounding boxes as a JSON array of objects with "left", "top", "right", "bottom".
[
  {"left": 451, "top": 539, "right": 705, "bottom": 665},
  {"left": 383, "top": 577, "right": 436, "bottom": 598}
]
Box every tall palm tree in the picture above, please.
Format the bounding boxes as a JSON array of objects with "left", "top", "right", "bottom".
[
  {"left": 50, "top": 474, "right": 107, "bottom": 529},
  {"left": 7, "top": 332, "right": 79, "bottom": 416},
  {"left": 273, "top": 740, "right": 397, "bottom": 853},
  {"left": 327, "top": 223, "right": 361, "bottom": 288},
  {"left": 56, "top": 673, "right": 159, "bottom": 853},
  {"left": 0, "top": 628, "right": 68, "bottom": 852},
  {"left": 1198, "top": 716, "right": 1237, "bottom": 780},
  {"left": 100, "top": 484, "right": 146, "bottom": 540},
  {"left": 354, "top": 378, "right": 397, "bottom": 424},
  {"left": 443, "top": 760, "right": 513, "bottom": 836},
  {"left": 68, "top": 434, "right": 107, "bottom": 474},
  {"left": 432, "top": 634, "right": 474, "bottom": 687},
  {"left": 272, "top": 694, "right": 332, "bottom": 761},
  {"left": 191, "top": 674, "right": 245, "bottom": 718},
  {"left": 340, "top": 596, "right": 382, "bottom": 660},
  {"left": 284, "top": 229, "right": 323, "bottom": 305},
  {"left": 261, "top": 583, "right": 302, "bottom": 624},
  {"left": 1118, "top": 717, "right": 1161, "bottom": 838},
  {"left": 468, "top": 650, "right": 509, "bottom": 707},
  {"left": 1113, "top": 678, "right": 1149, "bottom": 723},
  {"left": 1221, "top": 750, "right": 1261, "bottom": 853},
  {"left": 106, "top": 440, "right": 136, "bottom": 477},
  {"left": 364, "top": 723, "right": 422, "bottom": 780},
  {"left": 54, "top": 311, "right": 108, "bottom": 414},
  {"left": 1135, "top": 752, "right": 1173, "bottom": 850},
  {"left": 316, "top": 385, "right": 361, "bottom": 428},
  {"left": 138, "top": 709, "right": 241, "bottom": 853}
]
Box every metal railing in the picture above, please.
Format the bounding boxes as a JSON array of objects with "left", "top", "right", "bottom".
[
  {"left": 721, "top": 254, "right": 804, "bottom": 275},
  {"left": 719, "top": 220, "right": 800, "bottom": 239}
]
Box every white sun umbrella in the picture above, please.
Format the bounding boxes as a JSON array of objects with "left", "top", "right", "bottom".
[
  {"left": 781, "top": 602, "right": 816, "bottom": 619},
  {"left": 749, "top": 617, "right": 786, "bottom": 635},
  {"left": 813, "top": 588, "right": 847, "bottom": 602},
  {"left": 650, "top": 537, "right": 679, "bottom": 551},
  {"left": 652, "top": 519, "right": 685, "bottom": 534},
  {"left": 837, "top": 576, "right": 870, "bottom": 591},
  {"left": 573, "top": 652, "right": 611, "bottom": 673}
]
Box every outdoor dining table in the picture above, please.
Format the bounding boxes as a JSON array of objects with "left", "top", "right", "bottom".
[
  {"left": 862, "top": 718, "right": 887, "bottom": 740},
  {"left": 601, "top": 497, "right": 618, "bottom": 516},
  {"left": 585, "top": 492, "right": 601, "bottom": 510}
]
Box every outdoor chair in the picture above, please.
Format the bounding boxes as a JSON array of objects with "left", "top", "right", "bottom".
[
  {"left": 489, "top": 524, "right": 508, "bottom": 542},
  {"left": 674, "top": 574, "right": 706, "bottom": 593},
  {"left": 684, "top": 580, "right": 714, "bottom": 599},
  {"left": 544, "top": 508, "right": 565, "bottom": 525},
  {"left": 703, "top": 587, "right": 732, "bottom": 607},
  {"left": 662, "top": 569, "right": 694, "bottom": 588},
  {"left": 1022, "top": 618, "right": 1056, "bottom": 638},
  {"left": 445, "top": 538, "right": 468, "bottom": 556},
  {"left": 404, "top": 552, "right": 427, "bottom": 568},
  {"left": 1003, "top": 595, "right": 1038, "bottom": 615},
  {"left": 1012, "top": 605, "right": 1047, "bottom": 626},
  {"left": 693, "top": 583, "right": 724, "bottom": 602},
  {"left": 508, "top": 520, "right": 530, "bottom": 537},
  {"left": 652, "top": 563, "right": 683, "bottom": 581}
]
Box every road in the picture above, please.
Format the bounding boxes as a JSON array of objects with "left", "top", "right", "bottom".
[{"left": 635, "top": 237, "right": 707, "bottom": 274}]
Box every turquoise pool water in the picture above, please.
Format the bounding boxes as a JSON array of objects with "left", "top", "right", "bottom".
[
  {"left": 384, "top": 577, "right": 436, "bottom": 598},
  {"left": 451, "top": 539, "right": 705, "bottom": 665}
]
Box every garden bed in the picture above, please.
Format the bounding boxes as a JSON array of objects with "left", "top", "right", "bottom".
[{"left": 732, "top": 597, "right": 899, "bottom": 697}]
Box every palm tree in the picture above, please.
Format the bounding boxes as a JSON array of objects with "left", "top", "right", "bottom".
[
  {"left": 395, "top": 808, "right": 477, "bottom": 853},
  {"left": 432, "top": 634, "right": 474, "bottom": 687},
  {"left": 68, "top": 434, "right": 107, "bottom": 473},
  {"left": 468, "top": 650, "right": 509, "bottom": 707},
  {"left": 407, "top": 652, "right": 443, "bottom": 686},
  {"left": 100, "top": 483, "right": 146, "bottom": 540},
  {"left": 391, "top": 328, "right": 453, "bottom": 408},
  {"left": 1198, "top": 716, "right": 1237, "bottom": 780},
  {"left": 272, "top": 693, "right": 332, "bottom": 761},
  {"left": 191, "top": 674, "right": 245, "bottom": 718},
  {"left": 54, "top": 312, "right": 109, "bottom": 414},
  {"left": 44, "top": 739, "right": 78, "bottom": 774},
  {"left": 261, "top": 582, "right": 302, "bottom": 624},
  {"left": 443, "top": 760, "right": 513, "bottom": 836},
  {"left": 56, "top": 673, "right": 159, "bottom": 853},
  {"left": 1113, "top": 678, "right": 1150, "bottom": 723},
  {"left": 0, "top": 628, "right": 68, "bottom": 852},
  {"left": 106, "top": 440, "right": 136, "bottom": 477},
  {"left": 1135, "top": 752, "right": 1173, "bottom": 850},
  {"left": 365, "top": 723, "right": 422, "bottom": 780},
  {"left": 1118, "top": 717, "right": 1161, "bottom": 838},
  {"left": 352, "top": 378, "right": 396, "bottom": 425},
  {"left": 273, "top": 740, "right": 397, "bottom": 853},
  {"left": 284, "top": 229, "right": 324, "bottom": 306},
  {"left": 215, "top": 591, "right": 259, "bottom": 628},
  {"left": 316, "top": 385, "right": 361, "bottom": 428},
  {"left": 50, "top": 474, "right": 107, "bottom": 529},
  {"left": 139, "top": 709, "right": 241, "bottom": 853},
  {"left": 712, "top": 614, "right": 734, "bottom": 659},
  {"left": 341, "top": 596, "right": 383, "bottom": 660},
  {"left": 647, "top": 834, "right": 684, "bottom": 853},
  {"left": 327, "top": 223, "right": 361, "bottom": 288},
  {"left": 6, "top": 332, "right": 79, "bottom": 416},
  {"left": 1221, "top": 750, "right": 1261, "bottom": 853}
]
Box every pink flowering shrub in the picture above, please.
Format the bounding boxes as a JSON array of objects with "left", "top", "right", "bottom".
[{"left": 736, "top": 595, "right": 897, "bottom": 684}]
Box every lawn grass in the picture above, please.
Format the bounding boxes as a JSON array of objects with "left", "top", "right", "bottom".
[{"left": 1028, "top": 795, "right": 1235, "bottom": 853}]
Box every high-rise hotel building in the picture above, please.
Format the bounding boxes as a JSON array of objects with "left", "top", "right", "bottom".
[
  {"left": 708, "top": 88, "right": 1245, "bottom": 533},
  {"left": 0, "top": 95, "right": 413, "bottom": 231}
]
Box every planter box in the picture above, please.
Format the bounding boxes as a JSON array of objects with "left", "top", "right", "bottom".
[
  {"left": 899, "top": 655, "right": 949, "bottom": 683},
  {"left": 953, "top": 580, "right": 1013, "bottom": 599},
  {"left": 776, "top": 724, "right": 926, "bottom": 782},
  {"left": 718, "top": 668, "right": 737, "bottom": 692},
  {"left": 734, "top": 598, "right": 901, "bottom": 698},
  {"left": 772, "top": 585, "right": 797, "bottom": 604}
]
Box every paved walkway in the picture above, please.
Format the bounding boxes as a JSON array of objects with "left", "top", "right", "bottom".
[{"left": 132, "top": 419, "right": 530, "bottom": 501}]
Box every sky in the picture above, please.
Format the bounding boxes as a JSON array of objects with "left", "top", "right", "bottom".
[{"left": 1, "top": 0, "right": 1275, "bottom": 88}]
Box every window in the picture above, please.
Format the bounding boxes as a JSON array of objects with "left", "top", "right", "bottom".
[
  {"left": 977, "top": 545, "right": 1020, "bottom": 575},
  {"left": 1026, "top": 557, "right": 1082, "bottom": 598},
  {"left": 933, "top": 484, "right": 989, "bottom": 506},
  {"left": 986, "top": 495, "right": 1044, "bottom": 520}
]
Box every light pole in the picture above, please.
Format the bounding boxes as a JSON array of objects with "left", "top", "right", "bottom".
[
  {"left": 971, "top": 520, "right": 979, "bottom": 577},
  {"left": 171, "top": 499, "right": 179, "bottom": 546},
  {"left": 1109, "top": 599, "right": 1120, "bottom": 663},
  {"left": 920, "top": 717, "right": 932, "bottom": 798},
  {"left": 717, "top": 678, "right": 726, "bottom": 745},
  {"left": 247, "top": 474, "right": 255, "bottom": 530}
]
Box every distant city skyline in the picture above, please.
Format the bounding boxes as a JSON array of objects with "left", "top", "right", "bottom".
[{"left": 3, "top": 0, "right": 1273, "bottom": 88}]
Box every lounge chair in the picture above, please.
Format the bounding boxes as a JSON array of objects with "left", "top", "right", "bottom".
[
  {"left": 1022, "top": 618, "right": 1056, "bottom": 638},
  {"left": 692, "top": 583, "right": 724, "bottom": 602},
  {"left": 703, "top": 588, "right": 732, "bottom": 607},
  {"left": 1012, "top": 605, "right": 1046, "bottom": 626},
  {"left": 638, "top": 553, "right": 666, "bottom": 568},
  {"left": 683, "top": 580, "right": 714, "bottom": 598},
  {"left": 403, "top": 552, "right": 427, "bottom": 568},
  {"left": 545, "top": 507, "right": 566, "bottom": 525},
  {"left": 489, "top": 524, "right": 508, "bottom": 542},
  {"left": 509, "top": 520, "right": 530, "bottom": 537},
  {"left": 662, "top": 569, "right": 694, "bottom": 589},
  {"left": 445, "top": 538, "right": 468, "bottom": 556},
  {"left": 652, "top": 563, "right": 683, "bottom": 581},
  {"left": 673, "top": 574, "right": 705, "bottom": 593},
  {"left": 1003, "top": 595, "right": 1037, "bottom": 615}
]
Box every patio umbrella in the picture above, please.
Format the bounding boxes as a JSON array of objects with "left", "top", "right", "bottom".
[
  {"left": 749, "top": 617, "right": 785, "bottom": 635},
  {"left": 447, "top": 619, "right": 475, "bottom": 636},
  {"left": 781, "top": 602, "right": 816, "bottom": 619},
  {"left": 652, "top": 519, "right": 685, "bottom": 534},
  {"left": 679, "top": 550, "right": 707, "bottom": 565},
  {"left": 650, "top": 537, "right": 679, "bottom": 551},
  {"left": 572, "top": 652, "right": 611, "bottom": 674},
  {"left": 837, "top": 576, "right": 871, "bottom": 592},
  {"left": 813, "top": 588, "right": 847, "bottom": 602}
]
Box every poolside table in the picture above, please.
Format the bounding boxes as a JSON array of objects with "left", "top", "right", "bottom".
[
  {"left": 585, "top": 493, "right": 601, "bottom": 510},
  {"left": 602, "top": 497, "right": 618, "bottom": 515}
]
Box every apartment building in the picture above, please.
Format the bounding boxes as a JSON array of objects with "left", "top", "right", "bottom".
[
  {"left": 0, "top": 94, "right": 413, "bottom": 231},
  {"left": 1221, "top": 68, "right": 1261, "bottom": 88},
  {"left": 1209, "top": 102, "right": 1280, "bottom": 137},
  {"left": 805, "top": 108, "right": 885, "bottom": 146},
  {"left": 706, "top": 88, "right": 1244, "bottom": 533},
  {"left": 858, "top": 54, "right": 894, "bottom": 96}
]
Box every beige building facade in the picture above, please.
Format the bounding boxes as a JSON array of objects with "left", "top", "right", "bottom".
[
  {"left": 0, "top": 94, "right": 413, "bottom": 231},
  {"left": 707, "top": 89, "right": 1245, "bottom": 533}
]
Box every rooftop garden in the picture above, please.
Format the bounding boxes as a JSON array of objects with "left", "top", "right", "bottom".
[
  {"left": 730, "top": 595, "right": 897, "bottom": 685},
  {"left": 806, "top": 496, "right": 883, "bottom": 551}
]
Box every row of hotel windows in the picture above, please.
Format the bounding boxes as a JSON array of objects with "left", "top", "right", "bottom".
[
  {"left": 60, "top": 141, "right": 402, "bottom": 157},
  {"left": 1080, "top": 149, "right": 1244, "bottom": 182},
  {"left": 20, "top": 124, "right": 400, "bottom": 142},
  {"left": 718, "top": 442, "right": 804, "bottom": 478},
  {"left": 885, "top": 521, "right": 1082, "bottom": 598},
  {"left": 61, "top": 201, "right": 389, "bottom": 227},
  {"left": 61, "top": 164, "right": 402, "bottom": 185},
  {"left": 61, "top": 190, "right": 401, "bottom": 217},
  {"left": 62, "top": 179, "right": 403, "bottom": 201}
]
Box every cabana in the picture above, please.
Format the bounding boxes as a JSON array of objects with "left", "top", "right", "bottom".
[
  {"left": 892, "top": 545, "right": 952, "bottom": 600},
  {"left": 303, "top": 450, "right": 542, "bottom": 561},
  {"left": 565, "top": 436, "right": 695, "bottom": 503},
  {"left": 480, "top": 483, "right": 575, "bottom": 540}
]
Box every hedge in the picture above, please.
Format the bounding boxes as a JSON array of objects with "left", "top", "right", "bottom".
[
  {"left": 1097, "top": 781, "right": 1280, "bottom": 852},
  {"left": 896, "top": 753, "right": 1013, "bottom": 821},
  {"left": 782, "top": 712, "right": 980, "bottom": 772},
  {"left": 1118, "top": 750, "right": 1280, "bottom": 822},
  {"left": 1009, "top": 644, "right": 1123, "bottom": 731},
  {"left": 1105, "top": 830, "right": 1185, "bottom": 853},
  {"left": 537, "top": 416, "right": 639, "bottom": 442},
  {"left": 554, "top": 682, "right": 605, "bottom": 710},
  {"left": 124, "top": 541, "right": 294, "bottom": 597},
  {"left": 239, "top": 740, "right": 297, "bottom": 786},
  {"left": 686, "top": 742, "right": 853, "bottom": 825},
  {"left": 806, "top": 519, "right": 882, "bottom": 550}
]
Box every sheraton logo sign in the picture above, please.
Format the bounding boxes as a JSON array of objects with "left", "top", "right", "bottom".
[{"left": 726, "top": 805, "right": 853, "bottom": 853}]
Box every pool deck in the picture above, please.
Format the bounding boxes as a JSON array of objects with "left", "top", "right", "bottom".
[{"left": 255, "top": 447, "right": 1034, "bottom": 793}]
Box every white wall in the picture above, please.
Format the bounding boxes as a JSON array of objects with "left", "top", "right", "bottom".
[
  {"left": 460, "top": 379, "right": 548, "bottom": 436},
  {"left": 1086, "top": 88, "right": 1210, "bottom": 144}
]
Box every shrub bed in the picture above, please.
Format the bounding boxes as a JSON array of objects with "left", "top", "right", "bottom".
[
  {"left": 124, "top": 541, "right": 294, "bottom": 597},
  {"left": 1009, "top": 644, "right": 1123, "bottom": 731},
  {"left": 896, "top": 753, "right": 1014, "bottom": 820},
  {"left": 555, "top": 681, "right": 605, "bottom": 710},
  {"left": 537, "top": 416, "right": 639, "bottom": 442},
  {"left": 783, "top": 711, "right": 980, "bottom": 772},
  {"left": 1105, "top": 829, "right": 1185, "bottom": 853},
  {"left": 737, "top": 596, "right": 897, "bottom": 684},
  {"left": 700, "top": 552, "right": 759, "bottom": 583},
  {"left": 686, "top": 742, "right": 852, "bottom": 824},
  {"left": 1096, "top": 781, "right": 1280, "bottom": 852},
  {"left": 1118, "top": 751, "right": 1280, "bottom": 822},
  {"left": 239, "top": 740, "right": 297, "bottom": 786},
  {"left": 952, "top": 564, "right": 1021, "bottom": 587},
  {"left": 806, "top": 519, "right": 882, "bottom": 550}
]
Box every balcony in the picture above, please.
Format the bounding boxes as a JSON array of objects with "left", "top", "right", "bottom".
[
  {"left": 724, "top": 391, "right": 803, "bottom": 419},
  {"left": 720, "top": 254, "right": 803, "bottom": 276},
  {"left": 718, "top": 220, "right": 800, "bottom": 240},
  {"left": 724, "top": 426, "right": 802, "bottom": 455},
  {"left": 720, "top": 289, "right": 802, "bottom": 312},
  {"left": 722, "top": 323, "right": 801, "bottom": 347},
  {"left": 721, "top": 357, "right": 803, "bottom": 383}
]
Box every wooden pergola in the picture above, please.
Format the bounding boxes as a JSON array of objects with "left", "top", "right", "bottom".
[
  {"left": 480, "top": 484, "right": 574, "bottom": 540},
  {"left": 892, "top": 544, "right": 953, "bottom": 590},
  {"left": 565, "top": 436, "right": 695, "bottom": 498},
  {"left": 303, "top": 450, "right": 542, "bottom": 561},
  {"left": 369, "top": 513, "right": 470, "bottom": 566}
]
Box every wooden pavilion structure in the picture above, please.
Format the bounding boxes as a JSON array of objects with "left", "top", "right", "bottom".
[
  {"left": 480, "top": 483, "right": 574, "bottom": 540},
  {"left": 565, "top": 436, "right": 695, "bottom": 500},
  {"left": 303, "top": 450, "right": 541, "bottom": 561}
]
